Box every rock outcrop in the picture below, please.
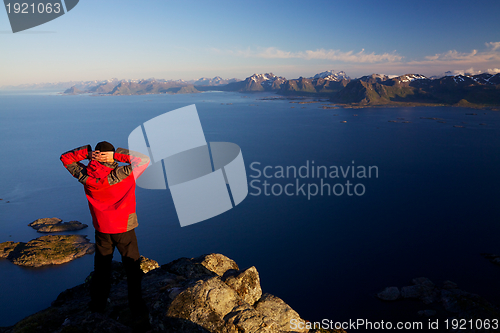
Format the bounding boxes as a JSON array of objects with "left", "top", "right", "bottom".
[
  {"left": 223, "top": 266, "right": 262, "bottom": 306},
  {"left": 482, "top": 253, "right": 500, "bottom": 267},
  {"left": 28, "top": 217, "right": 88, "bottom": 233},
  {"left": 377, "top": 277, "right": 500, "bottom": 325},
  {"left": 0, "top": 235, "right": 95, "bottom": 267},
  {"left": 376, "top": 286, "right": 400, "bottom": 301},
  {"left": 1, "top": 253, "right": 344, "bottom": 333}
]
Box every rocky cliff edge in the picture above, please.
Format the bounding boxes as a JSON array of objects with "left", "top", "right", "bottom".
[{"left": 0, "top": 253, "right": 343, "bottom": 333}]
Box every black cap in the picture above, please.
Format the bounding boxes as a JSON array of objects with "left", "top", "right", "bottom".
[{"left": 95, "top": 141, "right": 115, "bottom": 152}]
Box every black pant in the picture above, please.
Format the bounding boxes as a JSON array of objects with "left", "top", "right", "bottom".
[{"left": 90, "top": 229, "right": 143, "bottom": 310}]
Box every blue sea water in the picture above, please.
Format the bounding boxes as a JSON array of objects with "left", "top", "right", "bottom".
[{"left": 1, "top": 90, "right": 500, "bottom": 328}]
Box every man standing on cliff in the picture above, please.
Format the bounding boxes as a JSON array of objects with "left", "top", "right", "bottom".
[{"left": 60, "top": 141, "right": 150, "bottom": 314}]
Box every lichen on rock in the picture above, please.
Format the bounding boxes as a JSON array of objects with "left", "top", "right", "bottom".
[
  {"left": 223, "top": 266, "right": 262, "bottom": 306},
  {"left": 139, "top": 255, "right": 160, "bottom": 274}
]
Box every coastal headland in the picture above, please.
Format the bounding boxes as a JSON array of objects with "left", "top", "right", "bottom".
[{"left": 47, "top": 70, "right": 500, "bottom": 109}]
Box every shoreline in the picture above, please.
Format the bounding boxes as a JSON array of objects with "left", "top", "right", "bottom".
[
  {"left": 62, "top": 89, "right": 500, "bottom": 110},
  {"left": 3, "top": 87, "right": 499, "bottom": 110}
]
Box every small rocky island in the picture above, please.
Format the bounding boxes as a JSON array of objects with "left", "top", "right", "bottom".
[
  {"left": 0, "top": 235, "right": 94, "bottom": 267},
  {"left": 0, "top": 253, "right": 344, "bottom": 333},
  {"left": 0, "top": 217, "right": 92, "bottom": 267},
  {"left": 28, "top": 217, "right": 88, "bottom": 233},
  {"left": 377, "top": 276, "right": 500, "bottom": 329}
]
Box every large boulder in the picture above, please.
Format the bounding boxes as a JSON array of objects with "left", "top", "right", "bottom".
[
  {"left": 254, "top": 294, "right": 309, "bottom": 333},
  {"left": 223, "top": 266, "right": 262, "bottom": 306},
  {"left": 224, "top": 304, "right": 277, "bottom": 333},
  {"left": 194, "top": 253, "right": 240, "bottom": 276},
  {"left": 166, "top": 276, "right": 242, "bottom": 332}
]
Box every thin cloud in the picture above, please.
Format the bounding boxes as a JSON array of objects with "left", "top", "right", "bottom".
[
  {"left": 424, "top": 50, "right": 479, "bottom": 62},
  {"left": 211, "top": 43, "right": 500, "bottom": 76},
  {"left": 410, "top": 41, "right": 500, "bottom": 65},
  {"left": 254, "top": 47, "right": 294, "bottom": 59},
  {"left": 486, "top": 42, "right": 500, "bottom": 51},
  {"left": 455, "top": 67, "right": 500, "bottom": 75},
  {"left": 299, "top": 48, "right": 402, "bottom": 63},
  {"left": 215, "top": 46, "right": 402, "bottom": 63},
  {"left": 447, "top": 68, "right": 484, "bottom": 76}
]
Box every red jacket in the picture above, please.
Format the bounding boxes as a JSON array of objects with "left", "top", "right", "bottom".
[{"left": 60, "top": 145, "right": 150, "bottom": 234}]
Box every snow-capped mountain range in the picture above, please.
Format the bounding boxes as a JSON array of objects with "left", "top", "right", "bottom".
[
  {"left": 4, "top": 70, "right": 500, "bottom": 108},
  {"left": 191, "top": 76, "right": 240, "bottom": 86},
  {"left": 394, "top": 74, "right": 427, "bottom": 83},
  {"left": 310, "top": 70, "right": 350, "bottom": 81},
  {"left": 248, "top": 73, "right": 286, "bottom": 85}
]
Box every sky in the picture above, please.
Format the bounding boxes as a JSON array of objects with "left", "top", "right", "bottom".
[{"left": 1, "top": 0, "right": 500, "bottom": 86}]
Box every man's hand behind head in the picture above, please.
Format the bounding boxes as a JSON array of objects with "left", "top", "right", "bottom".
[
  {"left": 91, "top": 150, "right": 114, "bottom": 163},
  {"left": 98, "top": 151, "right": 115, "bottom": 163}
]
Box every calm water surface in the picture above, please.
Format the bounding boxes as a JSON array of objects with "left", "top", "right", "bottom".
[{"left": 1, "top": 90, "right": 499, "bottom": 327}]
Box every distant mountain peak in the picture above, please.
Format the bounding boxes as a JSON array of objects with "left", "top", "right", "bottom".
[
  {"left": 63, "top": 86, "right": 82, "bottom": 94},
  {"left": 247, "top": 73, "right": 286, "bottom": 87},
  {"left": 193, "top": 76, "right": 241, "bottom": 86},
  {"left": 393, "top": 74, "right": 427, "bottom": 83},
  {"left": 358, "top": 73, "right": 390, "bottom": 83},
  {"left": 249, "top": 73, "right": 283, "bottom": 81},
  {"left": 311, "top": 70, "right": 350, "bottom": 81}
]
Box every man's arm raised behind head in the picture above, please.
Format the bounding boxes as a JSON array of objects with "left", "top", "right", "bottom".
[{"left": 60, "top": 145, "right": 92, "bottom": 184}]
